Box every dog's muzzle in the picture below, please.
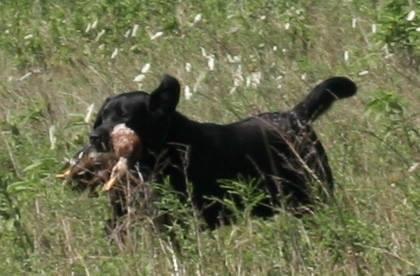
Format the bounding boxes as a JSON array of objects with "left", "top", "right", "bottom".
[{"left": 90, "top": 127, "right": 110, "bottom": 151}]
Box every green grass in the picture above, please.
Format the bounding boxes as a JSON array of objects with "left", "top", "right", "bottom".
[{"left": 0, "top": 0, "right": 419, "bottom": 274}]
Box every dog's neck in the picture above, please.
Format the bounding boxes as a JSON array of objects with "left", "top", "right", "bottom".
[{"left": 166, "top": 112, "right": 201, "bottom": 145}]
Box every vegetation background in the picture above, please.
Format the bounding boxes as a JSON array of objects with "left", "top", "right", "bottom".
[{"left": 0, "top": 0, "right": 419, "bottom": 274}]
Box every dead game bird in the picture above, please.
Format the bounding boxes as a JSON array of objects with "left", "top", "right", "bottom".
[
  {"left": 56, "top": 144, "right": 117, "bottom": 192},
  {"left": 102, "top": 123, "right": 143, "bottom": 191}
]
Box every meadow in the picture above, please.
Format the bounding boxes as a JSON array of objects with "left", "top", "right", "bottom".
[{"left": 0, "top": 0, "right": 419, "bottom": 274}]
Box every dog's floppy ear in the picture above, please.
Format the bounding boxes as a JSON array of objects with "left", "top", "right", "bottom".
[{"left": 149, "top": 74, "right": 180, "bottom": 114}]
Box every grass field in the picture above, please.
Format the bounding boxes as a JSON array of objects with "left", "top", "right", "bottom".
[{"left": 0, "top": 0, "right": 419, "bottom": 274}]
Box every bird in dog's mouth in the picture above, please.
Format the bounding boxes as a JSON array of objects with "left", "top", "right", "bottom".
[{"left": 57, "top": 124, "right": 144, "bottom": 192}]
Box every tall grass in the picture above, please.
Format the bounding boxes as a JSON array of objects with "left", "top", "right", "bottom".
[{"left": 0, "top": 0, "right": 419, "bottom": 274}]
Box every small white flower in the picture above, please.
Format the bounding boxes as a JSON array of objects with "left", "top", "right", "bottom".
[
  {"left": 19, "top": 72, "right": 32, "bottom": 81},
  {"left": 344, "top": 50, "right": 349, "bottom": 62},
  {"left": 141, "top": 63, "right": 151, "bottom": 74},
  {"left": 132, "top": 24, "right": 139, "bottom": 37},
  {"left": 352, "top": 18, "right": 357, "bottom": 29},
  {"left": 371, "top": 24, "right": 377, "bottom": 33},
  {"left": 193, "top": 14, "right": 202, "bottom": 24},
  {"left": 124, "top": 29, "right": 131, "bottom": 38},
  {"left": 184, "top": 85, "right": 192, "bottom": 100},
  {"left": 301, "top": 73, "right": 307, "bottom": 80},
  {"left": 233, "top": 65, "right": 243, "bottom": 87},
  {"left": 185, "top": 62, "right": 192, "bottom": 72},
  {"left": 273, "top": 46, "right": 278, "bottom": 51},
  {"left": 150, "top": 31, "right": 163, "bottom": 40},
  {"left": 91, "top": 19, "right": 98, "bottom": 29},
  {"left": 84, "top": 104, "right": 95, "bottom": 123},
  {"left": 358, "top": 70, "right": 369, "bottom": 76},
  {"left": 24, "top": 34, "right": 33, "bottom": 40},
  {"left": 95, "top": 29, "right": 106, "bottom": 41},
  {"left": 200, "top": 47, "right": 208, "bottom": 58},
  {"left": 85, "top": 23, "right": 92, "bottom": 33},
  {"left": 260, "top": 15, "right": 266, "bottom": 20},
  {"left": 49, "top": 125, "right": 56, "bottom": 150},
  {"left": 282, "top": 48, "right": 287, "bottom": 53},
  {"left": 408, "top": 162, "right": 419, "bottom": 173},
  {"left": 227, "top": 54, "right": 241, "bottom": 63},
  {"left": 247, "top": 72, "right": 262, "bottom": 88},
  {"left": 285, "top": 22, "right": 290, "bottom": 30},
  {"left": 416, "top": 27, "right": 420, "bottom": 32},
  {"left": 133, "top": 74, "right": 145, "bottom": 82},
  {"left": 407, "top": 10, "right": 416, "bottom": 21},
  {"left": 111, "top": 48, "right": 119, "bottom": 59},
  {"left": 207, "top": 55, "right": 215, "bottom": 71}
]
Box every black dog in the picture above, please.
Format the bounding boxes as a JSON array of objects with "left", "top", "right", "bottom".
[{"left": 89, "top": 75, "right": 357, "bottom": 228}]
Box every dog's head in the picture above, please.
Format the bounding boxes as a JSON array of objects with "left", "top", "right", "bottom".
[{"left": 90, "top": 75, "right": 180, "bottom": 158}]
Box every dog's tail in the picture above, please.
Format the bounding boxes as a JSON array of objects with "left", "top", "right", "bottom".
[{"left": 292, "top": 77, "right": 357, "bottom": 122}]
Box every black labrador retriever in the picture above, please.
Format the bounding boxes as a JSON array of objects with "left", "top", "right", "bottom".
[{"left": 89, "top": 75, "right": 357, "bottom": 228}]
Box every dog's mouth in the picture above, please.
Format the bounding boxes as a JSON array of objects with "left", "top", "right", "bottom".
[{"left": 58, "top": 124, "right": 146, "bottom": 193}]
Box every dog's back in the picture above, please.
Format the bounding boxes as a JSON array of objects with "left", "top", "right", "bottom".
[{"left": 154, "top": 77, "right": 357, "bottom": 226}]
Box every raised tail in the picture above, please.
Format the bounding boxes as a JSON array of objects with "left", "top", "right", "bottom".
[{"left": 292, "top": 77, "right": 357, "bottom": 122}]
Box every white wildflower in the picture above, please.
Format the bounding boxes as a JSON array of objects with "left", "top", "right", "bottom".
[
  {"left": 150, "top": 31, "right": 163, "bottom": 40},
  {"left": 141, "top": 63, "right": 151, "bottom": 74},
  {"left": 84, "top": 104, "right": 95, "bottom": 124},
  {"left": 91, "top": 19, "right": 98, "bottom": 29},
  {"left": 282, "top": 48, "right": 287, "bottom": 53},
  {"left": 273, "top": 46, "right": 278, "bottom": 51},
  {"left": 285, "top": 22, "right": 290, "bottom": 30},
  {"left": 49, "top": 125, "right": 56, "bottom": 150},
  {"left": 408, "top": 162, "right": 419, "bottom": 173},
  {"left": 301, "top": 73, "right": 307, "bottom": 80},
  {"left": 95, "top": 29, "right": 106, "bottom": 41},
  {"left": 133, "top": 74, "right": 145, "bottom": 82},
  {"left": 371, "top": 24, "right": 377, "bottom": 33},
  {"left": 344, "top": 50, "right": 349, "bottom": 62},
  {"left": 227, "top": 54, "right": 241, "bottom": 63},
  {"left": 185, "top": 62, "right": 192, "bottom": 72},
  {"left": 132, "top": 24, "right": 139, "bottom": 37},
  {"left": 184, "top": 85, "right": 192, "bottom": 100},
  {"left": 207, "top": 55, "right": 215, "bottom": 71},
  {"left": 193, "top": 14, "right": 202, "bottom": 24},
  {"left": 246, "top": 72, "right": 262, "bottom": 88},
  {"left": 19, "top": 72, "right": 32, "bottom": 81},
  {"left": 124, "top": 29, "right": 131, "bottom": 38},
  {"left": 24, "top": 34, "right": 33, "bottom": 40},
  {"left": 417, "top": 27, "right": 420, "bottom": 32},
  {"left": 260, "top": 15, "right": 266, "bottom": 20},
  {"left": 352, "top": 18, "right": 357, "bottom": 29},
  {"left": 233, "top": 65, "right": 243, "bottom": 87},
  {"left": 358, "top": 70, "right": 369, "bottom": 76},
  {"left": 111, "top": 48, "right": 119, "bottom": 59},
  {"left": 407, "top": 10, "right": 416, "bottom": 21},
  {"left": 200, "top": 47, "right": 207, "bottom": 58},
  {"left": 85, "top": 23, "right": 92, "bottom": 33}
]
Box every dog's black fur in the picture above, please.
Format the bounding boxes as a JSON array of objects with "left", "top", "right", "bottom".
[{"left": 90, "top": 75, "right": 357, "bottom": 228}]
